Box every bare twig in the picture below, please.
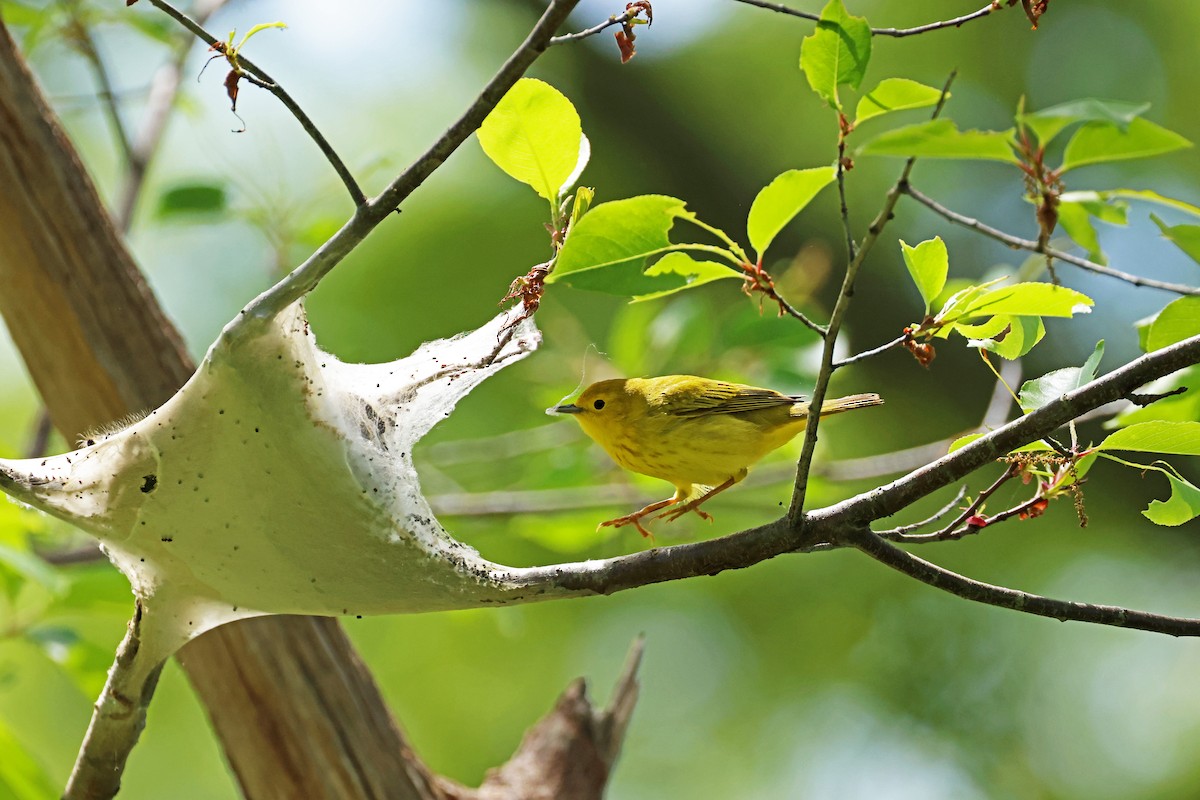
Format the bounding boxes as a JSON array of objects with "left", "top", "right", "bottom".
[
  {"left": 139, "top": 0, "right": 367, "bottom": 207},
  {"left": 64, "top": 4, "right": 135, "bottom": 166},
  {"left": 786, "top": 72, "right": 956, "bottom": 524},
  {"left": 116, "top": 0, "right": 229, "bottom": 228},
  {"left": 731, "top": 0, "right": 1004, "bottom": 37},
  {"left": 873, "top": 485, "right": 968, "bottom": 537},
  {"left": 903, "top": 183, "right": 1200, "bottom": 296},
  {"left": 881, "top": 463, "right": 1016, "bottom": 543},
  {"left": 549, "top": 4, "right": 644, "bottom": 45},
  {"left": 834, "top": 333, "right": 906, "bottom": 369}
]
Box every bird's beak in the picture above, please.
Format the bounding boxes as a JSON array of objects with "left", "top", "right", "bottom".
[{"left": 548, "top": 403, "right": 583, "bottom": 416}]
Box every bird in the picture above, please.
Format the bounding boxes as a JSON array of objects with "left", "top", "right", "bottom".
[{"left": 550, "top": 375, "right": 883, "bottom": 537}]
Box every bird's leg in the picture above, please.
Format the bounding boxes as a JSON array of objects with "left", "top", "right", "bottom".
[
  {"left": 599, "top": 491, "right": 684, "bottom": 538},
  {"left": 657, "top": 476, "right": 739, "bottom": 524}
]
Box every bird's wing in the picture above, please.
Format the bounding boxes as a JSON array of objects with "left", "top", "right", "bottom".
[{"left": 661, "top": 381, "right": 802, "bottom": 418}]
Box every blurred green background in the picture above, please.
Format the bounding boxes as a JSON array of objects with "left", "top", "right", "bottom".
[{"left": 1, "top": 0, "right": 1199, "bottom": 797}]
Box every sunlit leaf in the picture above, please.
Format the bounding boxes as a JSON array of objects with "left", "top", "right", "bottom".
[
  {"left": 1143, "top": 473, "right": 1200, "bottom": 526},
  {"left": 1018, "top": 340, "right": 1104, "bottom": 412},
  {"left": 900, "top": 236, "right": 948, "bottom": 313},
  {"left": 746, "top": 167, "right": 837, "bottom": 258},
  {"left": 969, "top": 315, "right": 1045, "bottom": 359},
  {"left": 962, "top": 283, "right": 1093, "bottom": 318},
  {"left": 1061, "top": 118, "right": 1191, "bottom": 172},
  {"left": 799, "top": 0, "right": 871, "bottom": 110},
  {"left": 859, "top": 119, "right": 1017, "bottom": 162},
  {"left": 478, "top": 78, "right": 583, "bottom": 201},
  {"left": 854, "top": 78, "right": 944, "bottom": 126},
  {"left": 1098, "top": 421, "right": 1200, "bottom": 455},
  {"left": 552, "top": 195, "right": 693, "bottom": 281}
]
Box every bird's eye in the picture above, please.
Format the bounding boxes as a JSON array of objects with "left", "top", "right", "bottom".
[{"left": 593, "top": 399, "right": 606, "bottom": 410}]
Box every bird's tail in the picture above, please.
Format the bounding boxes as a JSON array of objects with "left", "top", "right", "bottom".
[{"left": 793, "top": 393, "right": 884, "bottom": 418}]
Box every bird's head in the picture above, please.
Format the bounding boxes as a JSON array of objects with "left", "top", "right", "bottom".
[{"left": 549, "top": 379, "right": 644, "bottom": 442}]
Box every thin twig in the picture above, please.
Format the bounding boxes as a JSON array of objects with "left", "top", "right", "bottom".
[
  {"left": 882, "top": 463, "right": 1016, "bottom": 542},
  {"left": 874, "top": 485, "right": 967, "bottom": 537},
  {"left": 730, "top": 0, "right": 1003, "bottom": 37},
  {"left": 236, "top": 0, "right": 583, "bottom": 325},
  {"left": 786, "top": 71, "right": 957, "bottom": 525},
  {"left": 140, "top": 0, "right": 367, "bottom": 207},
  {"left": 835, "top": 136, "right": 857, "bottom": 263},
  {"left": 834, "top": 333, "right": 905, "bottom": 369},
  {"left": 903, "top": 183, "right": 1200, "bottom": 296},
  {"left": 549, "top": 5, "right": 642, "bottom": 45},
  {"left": 116, "top": 0, "right": 229, "bottom": 228},
  {"left": 845, "top": 526, "right": 1200, "bottom": 636},
  {"left": 64, "top": 4, "right": 135, "bottom": 166}
]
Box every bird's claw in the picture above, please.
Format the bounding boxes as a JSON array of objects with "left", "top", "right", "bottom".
[{"left": 599, "top": 514, "right": 655, "bottom": 539}]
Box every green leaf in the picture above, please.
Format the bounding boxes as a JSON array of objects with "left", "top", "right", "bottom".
[
  {"left": 969, "top": 315, "right": 1045, "bottom": 360},
  {"left": 899, "top": 236, "right": 948, "bottom": 313},
  {"left": 1055, "top": 202, "right": 1104, "bottom": 263},
  {"left": 1150, "top": 213, "right": 1200, "bottom": 266},
  {"left": 1020, "top": 98, "right": 1150, "bottom": 146},
  {"left": 553, "top": 195, "right": 690, "bottom": 279},
  {"left": 858, "top": 119, "right": 1017, "bottom": 162},
  {"left": 631, "top": 253, "right": 739, "bottom": 302},
  {"left": 1143, "top": 473, "right": 1200, "bottom": 526},
  {"left": 1142, "top": 296, "right": 1200, "bottom": 352},
  {"left": 1083, "top": 189, "right": 1200, "bottom": 220},
  {"left": 962, "top": 282, "right": 1093, "bottom": 319},
  {"left": 155, "top": 182, "right": 227, "bottom": 218},
  {"left": 746, "top": 167, "right": 837, "bottom": 258},
  {"left": 799, "top": 0, "right": 871, "bottom": 111},
  {"left": 1098, "top": 421, "right": 1200, "bottom": 455},
  {"left": 478, "top": 78, "right": 583, "bottom": 201},
  {"left": 1018, "top": 340, "right": 1104, "bottom": 412},
  {"left": 1061, "top": 118, "right": 1192, "bottom": 172},
  {"left": 854, "top": 78, "right": 944, "bottom": 126}
]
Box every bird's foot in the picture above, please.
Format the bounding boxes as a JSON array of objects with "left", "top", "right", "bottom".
[{"left": 599, "top": 513, "right": 656, "bottom": 539}]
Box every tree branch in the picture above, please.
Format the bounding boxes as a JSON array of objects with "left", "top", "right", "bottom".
[
  {"left": 139, "top": 0, "right": 367, "bottom": 207},
  {"left": 730, "top": 0, "right": 1004, "bottom": 37},
  {"left": 845, "top": 526, "right": 1200, "bottom": 636},
  {"left": 236, "top": 0, "right": 582, "bottom": 326},
  {"left": 549, "top": 4, "right": 645, "bottom": 45},
  {"left": 903, "top": 182, "right": 1200, "bottom": 296}
]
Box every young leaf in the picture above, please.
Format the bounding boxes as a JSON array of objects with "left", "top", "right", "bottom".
[
  {"left": 962, "top": 283, "right": 1093, "bottom": 319},
  {"left": 551, "top": 195, "right": 695, "bottom": 281},
  {"left": 631, "top": 253, "right": 738, "bottom": 302},
  {"left": 854, "top": 78, "right": 944, "bottom": 126},
  {"left": 1019, "top": 99, "right": 1150, "bottom": 147},
  {"left": 858, "top": 119, "right": 1017, "bottom": 162},
  {"left": 746, "top": 167, "right": 837, "bottom": 258},
  {"left": 1143, "top": 296, "right": 1200, "bottom": 352},
  {"left": 899, "top": 236, "right": 948, "bottom": 313},
  {"left": 1097, "top": 421, "right": 1200, "bottom": 455},
  {"left": 1061, "top": 118, "right": 1191, "bottom": 172},
  {"left": 799, "top": 0, "right": 871, "bottom": 111},
  {"left": 478, "top": 78, "right": 583, "bottom": 201},
  {"left": 1018, "top": 340, "right": 1104, "bottom": 412},
  {"left": 1143, "top": 473, "right": 1200, "bottom": 526},
  {"left": 1150, "top": 213, "right": 1200, "bottom": 266}
]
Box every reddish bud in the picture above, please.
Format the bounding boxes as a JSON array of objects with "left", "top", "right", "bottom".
[{"left": 966, "top": 515, "right": 988, "bottom": 529}]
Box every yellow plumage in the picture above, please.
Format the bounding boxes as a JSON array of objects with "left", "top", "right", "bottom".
[{"left": 552, "top": 375, "right": 883, "bottom": 536}]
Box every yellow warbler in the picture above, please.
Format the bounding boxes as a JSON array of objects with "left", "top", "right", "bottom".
[{"left": 551, "top": 375, "right": 883, "bottom": 537}]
